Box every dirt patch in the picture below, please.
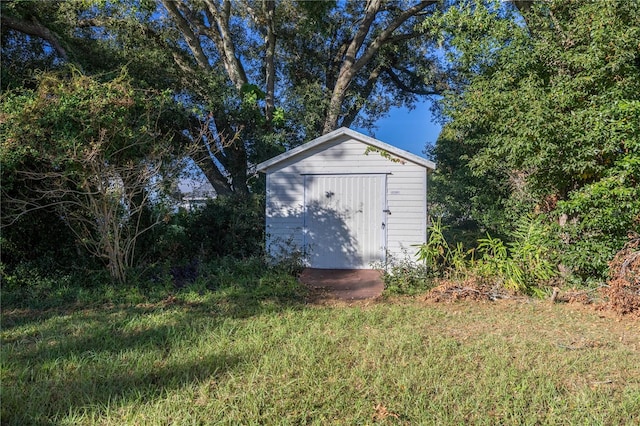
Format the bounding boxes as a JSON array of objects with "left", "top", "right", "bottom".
[
  {"left": 425, "top": 278, "right": 515, "bottom": 303},
  {"left": 299, "top": 268, "right": 384, "bottom": 302}
]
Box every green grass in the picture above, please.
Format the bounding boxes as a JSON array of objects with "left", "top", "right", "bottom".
[{"left": 2, "top": 286, "right": 639, "bottom": 424}]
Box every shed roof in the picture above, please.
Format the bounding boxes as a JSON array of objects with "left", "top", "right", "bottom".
[{"left": 256, "top": 127, "right": 436, "bottom": 172}]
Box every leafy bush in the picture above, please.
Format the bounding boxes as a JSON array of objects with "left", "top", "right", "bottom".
[
  {"left": 152, "top": 194, "right": 265, "bottom": 262},
  {"left": 427, "top": 2, "right": 640, "bottom": 285},
  {"left": 265, "top": 235, "right": 306, "bottom": 276},
  {"left": 381, "top": 253, "right": 436, "bottom": 295},
  {"left": 1, "top": 68, "right": 187, "bottom": 283},
  {"left": 390, "top": 215, "right": 557, "bottom": 296},
  {"left": 475, "top": 215, "right": 556, "bottom": 294},
  {"left": 556, "top": 152, "right": 640, "bottom": 280},
  {"left": 384, "top": 221, "right": 462, "bottom": 295}
]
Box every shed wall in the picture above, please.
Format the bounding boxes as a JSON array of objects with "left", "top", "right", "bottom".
[{"left": 265, "top": 136, "right": 427, "bottom": 266}]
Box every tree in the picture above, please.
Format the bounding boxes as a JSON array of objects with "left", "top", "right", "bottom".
[
  {"left": 1, "top": 68, "right": 188, "bottom": 282},
  {"left": 429, "top": 0, "right": 640, "bottom": 278},
  {"left": 3, "top": 0, "right": 449, "bottom": 195},
  {"left": 157, "top": 0, "right": 449, "bottom": 194}
]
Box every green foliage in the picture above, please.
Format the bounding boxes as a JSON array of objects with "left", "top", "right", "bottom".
[
  {"left": 415, "top": 218, "right": 452, "bottom": 274},
  {"left": 364, "top": 146, "right": 407, "bottom": 164},
  {"left": 1, "top": 256, "right": 305, "bottom": 310},
  {"left": 556, "top": 115, "right": 640, "bottom": 278},
  {"left": 1, "top": 67, "right": 185, "bottom": 282},
  {"left": 475, "top": 215, "right": 556, "bottom": 294},
  {"left": 240, "top": 83, "right": 266, "bottom": 101},
  {"left": 187, "top": 194, "right": 265, "bottom": 259},
  {"left": 392, "top": 215, "right": 556, "bottom": 295},
  {"left": 509, "top": 215, "right": 557, "bottom": 287},
  {"left": 152, "top": 194, "right": 266, "bottom": 263},
  {"left": 385, "top": 219, "right": 464, "bottom": 295},
  {"left": 475, "top": 234, "right": 522, "bottom": 291},
  {"left": 382, "top": 254, "right": 436, "bottom": 295},
  {"left": 427, "top": 0, "right": 640, "bottom": 281},
  {"left": 427, "top": 125, "right": 515, "bottom": 241},
  {"left": 414, "top": 219, "right": 473, "bottom": 282}
]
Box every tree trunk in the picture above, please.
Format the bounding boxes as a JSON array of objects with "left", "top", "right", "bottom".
[
  {"left": 1, "top": 15, "right": 68, "bottom": 60},
  {"left": 263, "top": 0, "right": 276, "bottom": 123},
  {"left": 191, "top": 144, "right": 234, "bottom": 196},
  {"left": 322, "top": 0, "right": 435, "bottom": 133}
]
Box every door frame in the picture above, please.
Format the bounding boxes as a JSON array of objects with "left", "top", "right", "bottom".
[{"left": 301, "top": 173, "right": 388, "bottom": 268}]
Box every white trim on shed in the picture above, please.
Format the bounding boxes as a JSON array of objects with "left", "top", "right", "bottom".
[{"left": 257, "top": 127, "right": 435, "bottom": 269}]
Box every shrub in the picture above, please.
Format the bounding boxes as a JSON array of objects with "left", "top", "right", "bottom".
[
  {"left": 381, "top": 253, "right": 436, "bottom": 295},
  {"left": 178, "top": 194, "right": 265, "bottom": 260},
  {"left": 395, "top": 215, "right": 557, "bottom": 297}
]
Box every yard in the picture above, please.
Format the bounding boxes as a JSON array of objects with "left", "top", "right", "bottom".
[{"left": 2, "top": 283, "right": 639, "bottom": 425}]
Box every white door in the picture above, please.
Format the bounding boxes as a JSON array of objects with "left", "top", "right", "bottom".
[{"left": 303, "top": 174, "right": 386, "bottom": 269}]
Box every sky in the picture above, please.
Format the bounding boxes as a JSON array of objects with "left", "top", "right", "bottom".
[{"left": 355, "top": 100, "right": 442, "bottom": 159}]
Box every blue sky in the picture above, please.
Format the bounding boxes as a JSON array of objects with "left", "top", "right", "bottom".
[{"left": 356, "top": 100, "right": 442, "bottom": 159}]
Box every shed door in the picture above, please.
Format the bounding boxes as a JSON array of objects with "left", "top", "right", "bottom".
[{"left": 304, "top": 174, "right": 386, "bottom": 269}]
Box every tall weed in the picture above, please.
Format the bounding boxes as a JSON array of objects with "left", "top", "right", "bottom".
[
  {"left": 509, "top": 214, "right": 557, "bottom": 286},
  {"left": 415, "top": 218, "right": 451, "bottom": 275},
  {"left": 476, "top": 234, "right": 526, "bottom": 292},
  {"left": 380, "top": 252, "right": 436, "bottom": 295},
  {"left": 474, "top": 215, "right": 556, "bottom": 294}
]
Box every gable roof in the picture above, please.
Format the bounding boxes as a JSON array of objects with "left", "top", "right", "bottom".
[{"left": 256, "top": 127, "right": 436, "bottom": 172}]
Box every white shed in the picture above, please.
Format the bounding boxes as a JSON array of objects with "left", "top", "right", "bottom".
[{"left": 256, "top": 127, "right": 436, "bottom": 269}]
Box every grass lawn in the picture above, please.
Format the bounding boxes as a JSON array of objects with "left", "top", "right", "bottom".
[{"left": 2, "top": 289, "right": 639, "bottom": 425}]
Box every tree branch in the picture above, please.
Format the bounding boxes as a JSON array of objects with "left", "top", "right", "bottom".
[
  {"left": 352, "top": 1, "right": 435, "bottom": 74},
  {"left": 384, "top": 66, "right": 441, "bottom": 95},
  {"left": 161, "top": 0, "right": 211, "bottom": 69},
  {"left": 1, "top": 15, "right": 68, "bottom": 60},
  {"left": 202, "top": 0, "right": 248, "bottom": 89},
  {"left": 323, "top": 0, "right": 436, "bottom": 132},
  {"left": 340, "top": 64, "right": 383, "bottom": 128}
]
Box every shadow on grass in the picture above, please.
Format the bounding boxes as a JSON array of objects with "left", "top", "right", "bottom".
[
  {"left": 1, "top": 273, "right": 311, "bottom": 424},
  {"left": 1, "top": 268, "right": 310, "bottom": 330},
  {"left": 3, "top": 348, "right": 243, "bottom": 425}
]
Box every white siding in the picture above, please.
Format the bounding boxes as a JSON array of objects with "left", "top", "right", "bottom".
[
  {"left": 264, "top": 136, "right": 427, "bottom": 267},
  {"left": 265, "top": 173, "right": 305, "bottom": 259}
]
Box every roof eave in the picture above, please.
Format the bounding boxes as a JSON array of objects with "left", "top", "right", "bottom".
[{"left": 256, "top": 127, "right": 436, "bottom": 172}]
